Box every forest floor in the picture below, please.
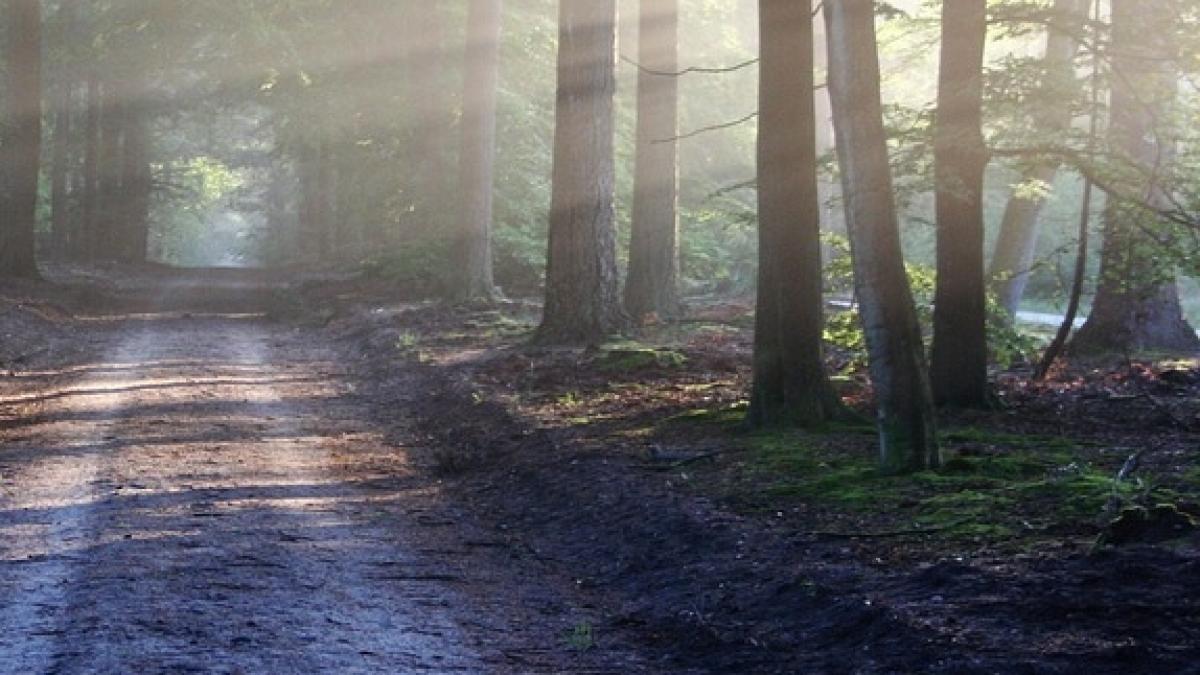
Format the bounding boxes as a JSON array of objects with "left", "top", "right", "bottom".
[{"left": 2, "top": 266, "right": 1199, "bottom": 673}]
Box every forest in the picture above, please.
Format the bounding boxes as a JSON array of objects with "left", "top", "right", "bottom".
[{"left": 0, "top": 0, "right": 1198, "bottom": 672}]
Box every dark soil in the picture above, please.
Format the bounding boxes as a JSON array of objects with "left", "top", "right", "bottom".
[{"left": 317, "top": 287, "right": 1200, "bottom": 674}]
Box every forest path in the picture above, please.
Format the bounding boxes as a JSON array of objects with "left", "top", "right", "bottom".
[{"left": 0, "top": 274, "right": 618, "bottom": 674}]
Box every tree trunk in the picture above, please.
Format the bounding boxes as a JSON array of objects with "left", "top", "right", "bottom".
[
  {"left": 930, "top": 0, "right": 991, "bottom": 408},
  {"left": 824, "top": 0, "right": 940, "bottom": 473},
  {"left": 79, "top": 72, "right": 101, "bottom": 261},
  {"left": 536, "top": 0, "right": 626, "bottom": 344},
  {"left": 296, "top": 139, "right": 332, "bottom": 264},
  {"left": 49, "top": 82, "right": 73, "bottom": 260},
  {"left": 95, "top": 80, "right": 126, "bottom": 261},
  {"left": 747, "top": 0, "right": 842, "bottom": 428},
  {"left": 315, "top": 138, "right": 335, "bottom": 261},
  {"left": 1072, "top": 0, "right": 1199, "bottom": 355},
  {"left": 404, "top": 0, "right": 454, "bottom": 243},
  {"left": 624, "top": 0, "right": 681, "bottom": 321},
  {"left": 119, "top": 109, "right": 151, "bottom": 264},
  {"left": 989, "top": 0, "right": 1090, "bottom": 320},
  {"left": 452, "top": 0, "right": 503, "bottom": 303},
  {"left": 0, "top": 0, "right": 44, "bottom": 278}
]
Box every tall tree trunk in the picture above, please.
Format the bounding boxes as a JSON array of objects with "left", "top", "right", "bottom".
[
  {"left": 452, "top": 0, "right": 503, "bottom": 303},
  {"left": 1072, "top": 0, "right": 1199, "bottom": 355},
  {"left": 79, "top": 72, "right": 101, "bottom": 261},
  {"left": 296, "top": 139, "right": 331, "bottom": 263},
  {"left": 748, "top": 0, "right": 842, "bottom": 428},
  {"left": 536, "top": 0, "right": 626, "bottom": 344},
  {"left": 404, "top": 0, "right": 454, "bottom": 243},
  {"left": 624, "top": 0, "right": 681, "bottom": 321},
  {"left": 95, "top": 80, "right": 125, "bottom": 261},
  {"left": 119, "top": 109, "right": 151, "bottom": 264},
  {"left": 824, "top": 0, "right": 940, "bottom": 473},
  {"left": 930, "top": 0, "right": 991, "bottom": 408},
  {"left": 0, "top": 0, "right": 44, "bottom": 278},
  {"left": 48, "top": 0, "right": 78, "bottom": 260},
  {"left": 49, "top": 82, "right": 73, "bottom": 260},
  {"left": 989, "top": 0, "right": 1090, "bottom": 320},
  {"left": 316, "top": 138, "right": 335, "bottom": 261}
]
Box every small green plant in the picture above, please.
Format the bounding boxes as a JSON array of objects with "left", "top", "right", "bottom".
[
  {"left": 566, "top": 621, "right": 595, "bottom": 652},
  {"left": 395, "top": 332, "right": 419, "bottom": 352}
]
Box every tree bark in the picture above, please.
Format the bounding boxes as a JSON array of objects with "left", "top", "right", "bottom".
[
  {"left": 403, "top": 0, "right": 454, "bottom": 243},
  {"left": 79, "top": 72, "right": 101, "bottom": 261},
  {"left": 989, "top": 0, "right": 1090, "bottom": 320},
  {"left": 452, "top": 0, "right": 504, "bottom": 303},
  {"left": 930, "top": 0, "right": 991, "bottom": 408},
  {"left": 536, "top": 0, "right": 626, "bottom": 344},
  {"left": 0, "top": 0, "right": 44, "bottom": 278},
  {"left": 119, "top": 108, "right": 151, "bottom": 264},
  {"left": 297, "top": 139, "right": 332, "bottom": 264},
  {"left": 49, "top": 82, "right": 73, "bottom": 260},
  {"left": 1072, "top": 0, "right": 1199, "bottom": 355},
  {"left": 95, "top": 80, "right": 126, "bottom": 261},
  {"left": 824, "top": 0, "right": 940, "bottom": 473},
  {"left": 747, "top": 0, "right": 842, "bottom": 428},
  {"left": 624, "top": 0, "right": 681, "bottom": 322}
]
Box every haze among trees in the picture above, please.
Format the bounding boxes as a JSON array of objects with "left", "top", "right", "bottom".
[
  {"left": 1, "top": 1, "right": 1200, "bottom": 669},
  {"left": 5, "top": 0, "right": 1197, "bottom": 469}
]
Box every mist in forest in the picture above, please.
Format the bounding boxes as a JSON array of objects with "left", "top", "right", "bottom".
[{"left": 3, "top": 2, "right": 1200, "bottom": 671}]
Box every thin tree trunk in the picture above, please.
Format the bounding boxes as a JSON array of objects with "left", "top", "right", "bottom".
[
  {"left": 1035, "top": 179, "right": 1092, "bottom": 379},
  {"left": 930, "top": 0, "right": 991, "bottom": 408},
  {"left": 452, "top": 0, "right": 503, "bottom": 303},
  {"left": 536, "top": 0, "right": 626, "bottom": 344},
  {"left": 1072, "top": 0, "right": 1199, "bottom": 355},
  {"left": 404, "top": 0, "right": 454, "bottom": 243},
  {"left": 95, "top": 80, "right": 126, "bottom": 261},
  {"left": 296, "top": 139, "right": 331, "bottom": 263},
  {"left": 748, "top": 0, "right": 843, "bottom": 428},
  {"left": 80, "top": 72, "right": 101, "bottom": 261},
  {"left": 119, "top": 109, "right": 151, "bottom": 264},
  {"left": 824, "top": 0, "right": 940, "bottom": 473},
  {"left": 1036, "top": 0, "right": 1100, "bottom": 380},
  {"left": 624, "top": 0, "right": 681, "bottom": 321},
  {"left": 315, "top": 138, "right": 335, "bottom": 261},
  {"left": 989, "top": 0, "right": 1090, "bottom": 320},
  {"left": 0, "top": 0, "right": 44, "bottom": 278},
  {"left": 48, "top": 0, "right": 78, "bottom": 260},
  {"left": 49, "top": 82, "right": 73, "bottom": 259}
]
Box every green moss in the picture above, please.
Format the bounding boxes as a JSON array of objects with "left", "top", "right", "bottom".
[
  {"left": 593, "top": 347, "right": 687, "bottom": 372},
  {"left": 737, "top": 426, "right": 1140, "bottom": 544},
  {"left": 941, "top": 427, "right": 1078, "bottom": 453},
  {"left": 662, "top": 403, "right": 748, "bottom": 429}
]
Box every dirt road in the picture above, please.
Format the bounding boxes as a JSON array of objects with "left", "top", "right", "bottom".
[{"left": 0, "top": 276, "right": 642, "bottom": 674}]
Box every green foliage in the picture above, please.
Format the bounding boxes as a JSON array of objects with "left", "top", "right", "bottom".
[
  {"left": 821, "top": 233, "right": 1039, "bottom": 368},
  {"left": 154, "top": 157, "right": 250, "bottom": 266},
  {"left": 361, "top": 238, "right": 454, "bottom": 297}
]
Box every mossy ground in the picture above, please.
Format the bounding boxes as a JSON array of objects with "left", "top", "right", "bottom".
[
  {"left": 698, "top": 417, "right": 1158, "bottom": 546},
  {"left": 347, "top": 298, "right": 1198, "bottom": 559}
]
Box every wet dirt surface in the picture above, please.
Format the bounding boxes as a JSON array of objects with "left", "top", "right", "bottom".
[{"left": 0, "top": 273, "right": 648, "bottom": 674}]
